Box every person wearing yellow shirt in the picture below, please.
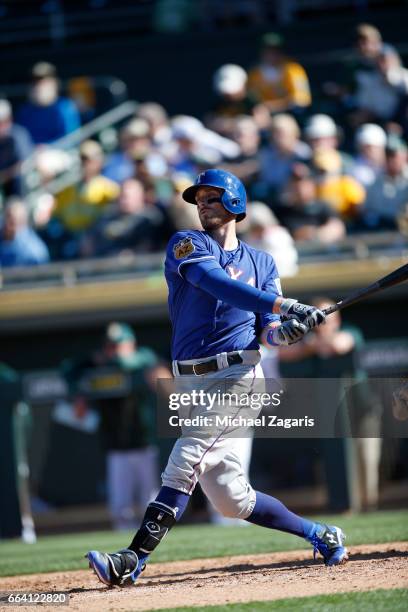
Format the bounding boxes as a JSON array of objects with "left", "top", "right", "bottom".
[
  {"left": 312, "top": 149, "right": 366, "bottom": 221},
  {"left": 247, "top": 32, "right": 311, "bottom": 114},
  {"left": 54, "top": 139, "right": 120, "bottom": 233}
]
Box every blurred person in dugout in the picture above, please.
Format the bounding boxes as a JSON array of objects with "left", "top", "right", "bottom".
[
  {"left": 221, "top": 115, "right": 261, "bottom": 192},
  {"left": 351, "top": 45, "right": 408, "bottom": 129},
  {"left": 80, "top": 177, "right": 169, "bottom": 257},
  {"left": 247, "top": 32, "right": 311, "bottom": 117},
  {"left": 50, "top": 139, "right": 119, "bottom": 259},
  {"left": 303, "top": 114, "right": 355, "bottom": 174},
  {"left": 167, "top": 115, "right": 240, "bottom": 175},
  {"left": 341, "top": 24, "right": 407, "bottom": 129},
  {"left": 16, "top": 62, "right": 80, "bottom": 145},
  {"left": 275, "top": 163, "right": 346, "bottom": 244},
  {"left": 240, "top": 200, "right": 298, "bottom": 278},
  {"left": 279, "top": 297, "right": 382, "bottom": 511},
  {"left": 0, "top": 197, "right": 49, "bottom": 267},
  {"left": 361, "top": 135, "right": 408, "bottom": 231},
  {"left": 257, "top": 113, "right": 311, "bottom": 203},
  {"left": 351, "top": 123, "right": 387, "bottom": 189},
  {"left": 324, "top": 24, "right": 393, "bottom": 126},
  {"left": 311, "top": 147, "right": 366, "bottom": 225},
  {"left": 103, "top": 118, "right": 153, "bottom": 184},
  {"left": 63, "top": 323, "right": 172, "bottom": 530},
  {"left": 0, "top": 99, "right": 33, "bottom": 197},
  {"left": 136, "top": 102, "right": 171, "bottom": 151},
  {"left": 206, "top": 64, "right": 269, "bottom": 135},
  {"left": 303, "top": 115, "right": 366, "bottom": 226}
]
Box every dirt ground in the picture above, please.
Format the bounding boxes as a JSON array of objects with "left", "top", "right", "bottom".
[{"left": 0, "top": 542, "right": 407, "bottom": 611}]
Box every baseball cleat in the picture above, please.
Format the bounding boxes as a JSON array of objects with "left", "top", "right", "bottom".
[
  {"left": 86, "top": 548, "right": 145, "bottom": 587},
  {"left": 307, "top": 524, "right": 348, "bottom": 566}
]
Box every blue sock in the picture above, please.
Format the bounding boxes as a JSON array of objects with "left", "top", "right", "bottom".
[
  {"left": 155, "top": 485, "right": 190, "bottom": 521},
  {"left": 246, "top": 491, "right": 316, "bottom": 539},
  {"left": 129, "top": 486, "right": 190, "bottom": 562}
]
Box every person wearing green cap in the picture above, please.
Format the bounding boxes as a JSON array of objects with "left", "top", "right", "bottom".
[
  {"left": 247, "top": 32, "right": 311, "bottom": 115},
  {"left": 361, "top": 135, "right": 408, "bottom": 231},
  {"left": 62, "top": 322, "right": 172, "bottom": 530}
]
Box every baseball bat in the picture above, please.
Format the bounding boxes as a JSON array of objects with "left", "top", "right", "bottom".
[{"left": 322, "top": 262, "right": 408, "bottom": 315}]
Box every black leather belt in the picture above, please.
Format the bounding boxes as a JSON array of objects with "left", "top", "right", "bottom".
[{"left": 177, "top": 353, "right": 243, "bottom": 376}]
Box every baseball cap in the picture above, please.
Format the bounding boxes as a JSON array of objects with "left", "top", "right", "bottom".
[
  {"left": 137, "top": 102, "right": 168, "bottom": 125},
  {"left": 123, "top": 118, "right": 150, "bottom": 139},
  {"left": 105, "top": 322, "right": 135, "bottom": 344},
  {"left": 171, "top": 115, "right": 240, "bottom": 159},
  {"left": 0, "top": 99, "right": 12, "bottom": 121},
  {"left": 31, "top": 61, "right": 57, "bottom": 80},
  {"left": 304, "top": 114, "right": 337, "bottom": 139},
  {"left": 213, "top": 64, "right": 247, "bottom": 96},
  {"left": 355, "top": 124, "right": 387, "bottom": 147},
  {"left": 172, "top": 115, "right": 203, "bottom": 141},
  {"left": 79, "top": 139, "right": 103, "bottom": 160}
]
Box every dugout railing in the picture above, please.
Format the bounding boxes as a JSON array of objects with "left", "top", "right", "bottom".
[{"left": 1, "top": 232, "right": 407, "bottom": 290}]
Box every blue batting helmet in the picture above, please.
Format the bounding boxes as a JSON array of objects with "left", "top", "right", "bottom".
[{"left": 182, "top": 169, "right": 247, "bottom": 222}]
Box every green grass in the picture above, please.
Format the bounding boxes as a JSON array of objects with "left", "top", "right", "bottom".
[
  {"left": 0, "top": 510, "right": 407, "bottom": 578},
  {"left": 153, "top": 589, "right": 408, "bottom": 612}
]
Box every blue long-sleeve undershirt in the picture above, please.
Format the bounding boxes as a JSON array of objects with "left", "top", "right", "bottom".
[{"left": 183, "top": 262, "right": 279, "bottom": 314}]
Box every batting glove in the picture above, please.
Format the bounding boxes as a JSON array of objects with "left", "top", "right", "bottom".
[
  {"left": 279, "top": 298, "right": 326, "bottom": 330},
  {"left": 267, "top": 319, "right": 308, "bottom": 346}
]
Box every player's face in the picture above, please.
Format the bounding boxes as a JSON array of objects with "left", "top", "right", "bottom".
[{"left": 195, "top": 187, "right": 234, "bottom": 229}]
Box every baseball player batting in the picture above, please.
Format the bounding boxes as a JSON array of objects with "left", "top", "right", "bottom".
[{"left": 86, "top": 169, "right": 348, "bottom": 587}]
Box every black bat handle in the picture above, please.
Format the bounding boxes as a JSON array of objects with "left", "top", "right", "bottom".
[
  {"left": 323, "top": 303, "right": 341, "bottom": 315},
  {"left": 321, "top": 262, "right": 408, "bottom": 316}
]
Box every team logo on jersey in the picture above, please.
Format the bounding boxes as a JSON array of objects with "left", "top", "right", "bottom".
[
  {"left": 173, "top": 237, "right": 195, "bottom": 259},
  {"left": 227, "top": 266, "right": 255, "bottom": 286}
]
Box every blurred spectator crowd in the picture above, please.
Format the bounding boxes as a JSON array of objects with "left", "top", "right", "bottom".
[{"left": 1, "top": 23, "right": 408, "bottom": 270}]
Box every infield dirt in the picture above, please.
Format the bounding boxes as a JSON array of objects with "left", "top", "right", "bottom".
[{"left": 0, "top": 542, "right": 407, "bottom": 611}]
